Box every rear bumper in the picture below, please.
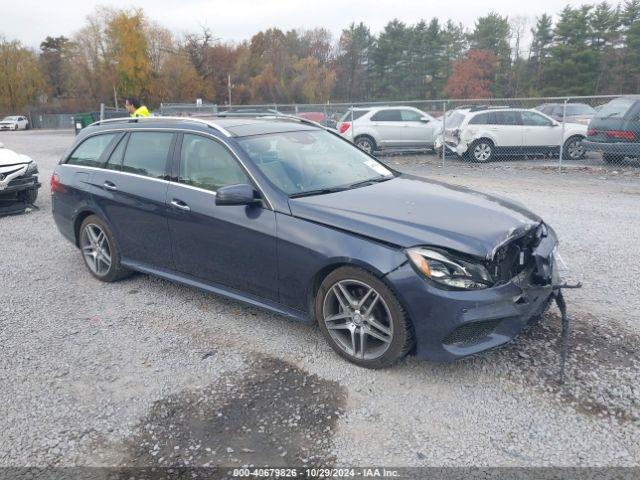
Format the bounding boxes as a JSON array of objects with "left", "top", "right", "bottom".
[
  {"left": 582, "top": 140, "right": 639, "bottom": 156},
  {"left": 386, "top": 235, "right": 559, "bottom": 362}
]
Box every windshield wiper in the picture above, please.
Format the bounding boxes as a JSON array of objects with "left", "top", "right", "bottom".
[
  {"left": 347, "top": 176, "right": 394, "bottom": 189},
  {"left": 289, "top": 186, "right": 352, "bottom": 198}
]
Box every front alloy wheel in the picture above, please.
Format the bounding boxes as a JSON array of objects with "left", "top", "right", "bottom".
[
  {"left": 316, "top": 267, "right": 414, "bottom": 368},
  {"left": 563, "top": 136, "right": 585, "bottom": 160}
]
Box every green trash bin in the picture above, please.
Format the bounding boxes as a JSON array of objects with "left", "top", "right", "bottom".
[{"left": 73, "top": 113, "right": 94, "bottom": 134}]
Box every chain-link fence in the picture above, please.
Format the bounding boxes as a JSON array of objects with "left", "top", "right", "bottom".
[
  {"left": 173, "top": 95, "right": 639, "bottom": 171},
  {"left": 27, "top": 113, "right": 75, "bottom": 130}
]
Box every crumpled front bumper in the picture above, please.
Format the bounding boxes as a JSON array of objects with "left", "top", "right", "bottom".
[
  {"left": 0, "top": 174, "right": 40, "bottom": 195},
  {"left": 385, "top": 233, "right": 559, "bottom": 362}
]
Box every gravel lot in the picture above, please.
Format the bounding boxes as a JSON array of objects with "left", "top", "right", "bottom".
[{"left": 1, "top": 130, "right": 639, "bottom": 471}]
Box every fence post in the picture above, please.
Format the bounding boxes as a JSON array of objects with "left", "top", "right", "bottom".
[
  {"left": 100, "top": 103, "right": 105, "bottom": 121},
  {"left": 350, "top": 105, "right": 355, "bottom": 142},
  {"left": 558, "top": 98, "right": 568, "bottom": 172},
  {"left": 441, "top": 101, "right": 447, "bottom": 167}
]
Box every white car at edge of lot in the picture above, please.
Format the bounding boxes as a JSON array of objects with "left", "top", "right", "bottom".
[
  {"left": 338, "top": 106, "right": 442, "bottom": 154},
  {"left": 0, "top": 116, "right": 29, "bottom": 131},
  {"left": 436, "top": 107, "right": 588, "bottom": 162}
]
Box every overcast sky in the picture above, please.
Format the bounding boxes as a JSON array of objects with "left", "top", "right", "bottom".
[{"left": 2, "top": 0, "right": 596, "bottom": 48}]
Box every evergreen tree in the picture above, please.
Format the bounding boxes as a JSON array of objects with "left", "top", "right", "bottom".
[{"left": 469, "top": 13, "right": 512, "bottom": 96}]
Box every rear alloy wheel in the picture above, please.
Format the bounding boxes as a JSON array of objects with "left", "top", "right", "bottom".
[
  {"left": 355, "top": 136, "right": 375, "bottom": 154},
  {"left": 79, "top": 215, "right": 130, "bottom": 282},
  {"left": 469, "top": 140, "right": 495, "bottom": 162},
  {"left": 563, "top": 136, "right": 585, "bottom": 160},
  {"left": 316, "top": 267, "right": 414, "bottom": 368}
]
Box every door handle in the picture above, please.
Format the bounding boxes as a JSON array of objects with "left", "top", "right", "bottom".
[
  {"left": 171, "top": 199, "right": 191, "bottom": 211},
  {"left": 103, "top": 181, "right": 117, "bottom": 191}
]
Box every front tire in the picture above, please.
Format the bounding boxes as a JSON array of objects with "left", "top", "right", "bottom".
[
  {"left": 468, "top": 139, "right": 495, "bottom": 162},
  {"left": 563, "top": 136, "right": 585, "bottom": 160},
  {"left": 315, "top": 266, "right": 414, "bottom": 369},
  {"left": 79, "top": 215, "right": 131, "bottom": 282},
  {"left": 354, "top": 136, "right": 376, "bottom": 154}
]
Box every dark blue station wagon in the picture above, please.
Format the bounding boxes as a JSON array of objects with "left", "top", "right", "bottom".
[{"left": 52, "top": 116, "right": 560, "bottom": 368}]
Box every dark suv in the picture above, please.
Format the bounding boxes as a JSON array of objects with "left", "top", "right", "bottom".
[
  {"left": 583, "top": 95, "right": 640, "bottom": 163},
  {"left": 52, "top": 115, "right": 561, "bottom": 368}
]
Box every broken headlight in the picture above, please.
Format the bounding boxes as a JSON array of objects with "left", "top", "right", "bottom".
[
  {"left": 25, "top": 161, "right": 38, "bottom": 175},
  {"left": 406, "top": 247, "right": 493, "bottom": 290}
]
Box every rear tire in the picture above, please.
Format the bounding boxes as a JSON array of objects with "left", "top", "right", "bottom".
[
  {"left": 79, "top": 215, "right": 131, "bottom": 282},
  {"left": 315, "top": 266, "right": 414, "bottom": 369},
  {"left": 562, "top": 136, "right": 585, "bottom": 160},
  {"left": 467, "top": 139, "right": 495, "bottom": 162},
  {"left": 354, "top": 136, "right": 376, "bottom": 154}
]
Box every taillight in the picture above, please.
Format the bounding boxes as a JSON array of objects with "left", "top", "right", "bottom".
[
  {"left": 605, "top": 130, "right": 636, "bottom": 141},
  {"left": 339, "top": 122, "right": 351, "bottom": 134},
  {"left": 50, "top": 173, "right": 65, "bottom": 193},
  {"left": 587, "top": 129, "right": 596, "bottom": 136}
]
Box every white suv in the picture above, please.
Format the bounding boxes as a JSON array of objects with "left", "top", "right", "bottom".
[
  {"left": 338, "top": 106, "right": 442, "bottom": 154},
  {"left": 437, "top": 107, "right": 587, "bottom": 162}
]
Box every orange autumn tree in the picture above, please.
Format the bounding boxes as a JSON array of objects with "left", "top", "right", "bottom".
[{"left": 443, "top": 49, "right": 497, "bottom": 99}]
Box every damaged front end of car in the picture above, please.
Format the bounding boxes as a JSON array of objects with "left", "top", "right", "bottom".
[
  {"left": 0, "top": 143, "right": 41, "bottom": 216},
  {"left": 389, "top": 222, "right": 571, "bottom": 362}
]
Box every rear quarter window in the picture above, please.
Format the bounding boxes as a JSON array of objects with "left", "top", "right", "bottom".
[
  {"left": 340, "top": 110, "right": 369, "bottom": 122},
  {"left": 67, "top": 133, "right": 119, "bottom": 167}
]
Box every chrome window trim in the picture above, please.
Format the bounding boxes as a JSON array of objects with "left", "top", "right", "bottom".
[{"left": 62, "top": 127, "right": 274, "bottom": 210}]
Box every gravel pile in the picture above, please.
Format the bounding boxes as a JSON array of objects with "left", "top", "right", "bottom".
[{"left": 0, "top": 130, "right": 638, "bottom": 469}]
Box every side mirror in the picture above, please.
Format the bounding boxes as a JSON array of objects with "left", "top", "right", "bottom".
[
  {"left": 420, "top": 117, "right": 431, "bottom": 123},
  {"left": 216, "top": 184, "right": 260, "bottom": 206}
]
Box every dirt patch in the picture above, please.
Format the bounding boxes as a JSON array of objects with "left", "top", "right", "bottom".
[
  {"left": 493, "top": 309, "right": 640, "bottom": 423},
  {"left": 117, "top": 356, "right": 346, "bottom": 469}
]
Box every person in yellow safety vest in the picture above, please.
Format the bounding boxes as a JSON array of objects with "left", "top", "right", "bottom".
[{"left": 124, "top": 97, "right": 150, "bottom": 118}]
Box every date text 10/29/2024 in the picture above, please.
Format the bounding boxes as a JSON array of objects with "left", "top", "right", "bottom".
[{"left": 232, "top": 468, "right": 400, "bottom": 478}]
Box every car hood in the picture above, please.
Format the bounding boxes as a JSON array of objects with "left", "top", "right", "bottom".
[
  {"left": 288, "top": 175, "right": 542, "bottom": 259},
  {"left": 0, "top": 145, "right": 32, "bottom": 167}
]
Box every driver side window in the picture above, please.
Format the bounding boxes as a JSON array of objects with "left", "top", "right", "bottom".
[
  {"left": 521, "top": 111, "right": 554, "bottom": 126},
  {"left": 179, "top": 134, "right": 249, "bottom": 192}
]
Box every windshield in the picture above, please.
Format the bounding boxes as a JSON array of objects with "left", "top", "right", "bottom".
[
  {"left": 565, "top": 104, "right": 595, "bottom": 115},
  {"left": 238, "top": 130, "right": 394, "bottom": 196},
  {"left": 2, "top": 116, "right": 18, "bottom": 121},
  {"left": 596, "top": 98, "right": 636, "bottom": 119}
]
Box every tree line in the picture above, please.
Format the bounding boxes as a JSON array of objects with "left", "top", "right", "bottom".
[{"left": 1, "top": 1, "right": 639, "bottom": 114}]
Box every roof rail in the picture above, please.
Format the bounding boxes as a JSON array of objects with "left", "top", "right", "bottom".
[
  {"left": 87, "top": 116, "right": 233, "bottom": 137},
  {"left": 188, "top": 112, "right": 331, "bottom": 131}
]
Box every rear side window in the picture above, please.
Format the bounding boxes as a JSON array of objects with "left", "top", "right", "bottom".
[
  {"left": 339, "top": 110, "right": 369, "bottom": 122},
  {"left": 104, "top": 135, "right": 127, "bottom": 170},
  {"left": 469, "top": 113, "right": 489, "bottom": 125},
  {"left": 595, "top": 98, "right": 637, "bottom": 119},
  {"left": 67, "top": 133, "right": 118, "bottom": 167},
  {"left": 122, "top": 132, "right": 173, "bottom": 179},
  {"left": 491, "top": 111, "right": 521, "bottom": 125},
  {"left": 179, "top": 134, "right": 249, "bottom": 192},
  {"left": 371, "top": 110, "right": 402, "bottom": 121}
]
